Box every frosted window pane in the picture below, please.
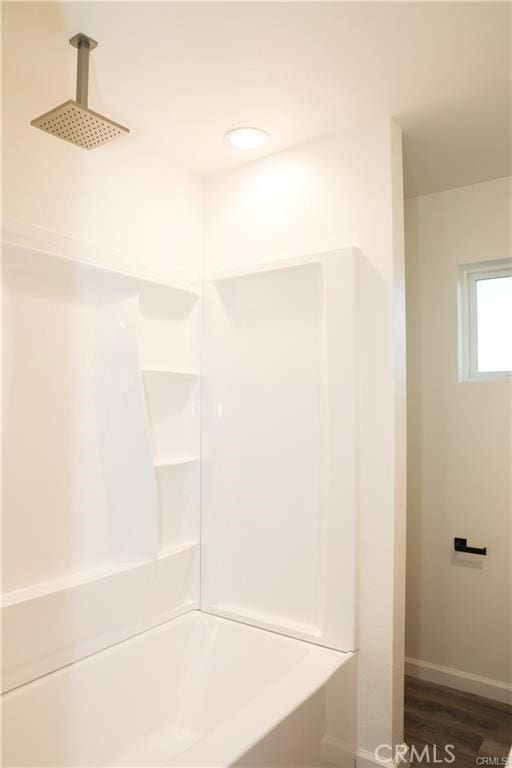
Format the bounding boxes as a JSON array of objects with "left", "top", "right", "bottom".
[{"left": 476, "top": 276, "right": 512, "bottom": 372}]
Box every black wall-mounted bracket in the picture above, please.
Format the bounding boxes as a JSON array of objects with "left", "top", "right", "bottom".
[{"left": 454, "top": 537, "right": 487, "bottom": 556}]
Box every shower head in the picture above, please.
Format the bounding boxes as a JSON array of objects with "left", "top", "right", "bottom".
[{"left": 31, "top": 33, "right": 129, "bottom": 150}]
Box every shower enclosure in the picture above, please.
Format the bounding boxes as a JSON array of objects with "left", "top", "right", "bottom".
[{"left": 2, "top": 242, "right": 361, "bottom": 766}]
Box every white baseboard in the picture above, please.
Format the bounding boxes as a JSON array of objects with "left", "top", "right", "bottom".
[
  {"left": 356, "top": 744, "right": 409, "bottom": 768},
  {"left": 405, "top": 657, "right": 512, "bottom": 704}
]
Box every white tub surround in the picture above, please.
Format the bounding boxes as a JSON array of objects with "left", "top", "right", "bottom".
[{"left": 2, "top": 241, "right": 361, "bottom": 767}]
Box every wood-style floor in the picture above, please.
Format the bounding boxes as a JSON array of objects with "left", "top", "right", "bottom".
[{"left": 405, "top": 676, "right": 512, "bottom": 767}]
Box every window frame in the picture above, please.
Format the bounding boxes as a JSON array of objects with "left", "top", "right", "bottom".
[{"left": 457, "top": 258, "right": 512, "bottom": 382}]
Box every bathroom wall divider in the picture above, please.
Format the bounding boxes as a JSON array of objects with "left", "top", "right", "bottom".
[{"left": 1, "top": 243, "right": 360, "bottom": 693}]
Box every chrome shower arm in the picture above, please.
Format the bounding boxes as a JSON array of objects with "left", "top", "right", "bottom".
[{"left": 69, "top": 33, "right": 98, "bottom": 109}]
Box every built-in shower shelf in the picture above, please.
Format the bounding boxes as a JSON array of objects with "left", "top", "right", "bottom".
[
  {"left": 2, "top": 541, "right": 199, "bottom": 693},
  {"left": 154, "top": 456, "right": 198, "bottom": 469},
  {"left": 142, "top": 368, "right": 199, "bottom": 377},
  {"left": 1, "top": 558, "right": 149, "bottom": 608},
  {"left": 2, "top": 539, "right": 199, "bottom": 609},
  {"left": 157, "top": 541, "right": 197, "bottom": 560}
]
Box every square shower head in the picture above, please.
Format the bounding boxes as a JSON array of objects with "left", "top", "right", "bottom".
[{"left": 31, "top": 100, "right": 129, "bottom": 150}]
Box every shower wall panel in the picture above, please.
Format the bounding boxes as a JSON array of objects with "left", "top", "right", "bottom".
[
  {"left": 200, "top": 249, "right": 359, "bottom": 652},
  {"left": 2, "top": 250, "right": 158, "bottom": 592},
  {"left": 1, "top": 246, "right": 201, "bottom": 691}
]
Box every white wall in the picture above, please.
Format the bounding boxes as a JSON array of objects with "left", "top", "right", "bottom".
[
  {"left": 3, "top": 2, "right": 407, "bottom": 749},
  {"left": 405, "top": 177, "right": 512, "bottom": 698},
  {"left": 204, "top": 122, "right": 407, "bottom": 761},
  {"left": 1, "top": 2, "right": 203, "bottom": 281}
]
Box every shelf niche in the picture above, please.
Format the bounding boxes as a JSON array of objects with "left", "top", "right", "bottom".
[{"left": 156, "top": 461, "right": 200, "bottom": 554}]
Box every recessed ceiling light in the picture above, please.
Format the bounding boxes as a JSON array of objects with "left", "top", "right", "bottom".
[{"left": 224, "top": 127, "right": 270, "bottom": 150}]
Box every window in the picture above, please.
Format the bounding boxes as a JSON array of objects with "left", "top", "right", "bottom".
[{"left": 458, "top": 259, "right": 512, "bottom": 381}]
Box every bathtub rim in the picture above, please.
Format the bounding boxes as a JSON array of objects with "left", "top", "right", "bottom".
[{"left": 2, "top": 609, "right": 355, "bottom": 768}]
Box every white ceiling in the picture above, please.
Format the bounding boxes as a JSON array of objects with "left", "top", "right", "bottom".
[{"left": 5, "top": 1, "right": 511, "bottom": 196}]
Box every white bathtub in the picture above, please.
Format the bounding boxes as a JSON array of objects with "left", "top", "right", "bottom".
[{"left": 2, "top": 611, "right": 356, "bottom": 767}]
